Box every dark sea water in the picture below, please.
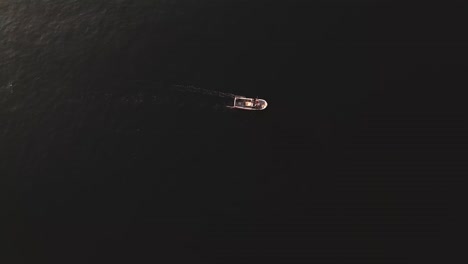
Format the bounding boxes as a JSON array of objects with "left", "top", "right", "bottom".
[{"left": 2, "top": 1, "right": 467, "bottom": 263}]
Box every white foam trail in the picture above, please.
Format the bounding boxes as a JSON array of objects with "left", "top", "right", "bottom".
[{"left": 171, "top": 84, "right": 236, "bottom": 99}]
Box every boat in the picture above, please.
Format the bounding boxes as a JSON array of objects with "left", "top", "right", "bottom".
[{"left": 228, "top": 96, "right": 268, "bottom": 110}]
